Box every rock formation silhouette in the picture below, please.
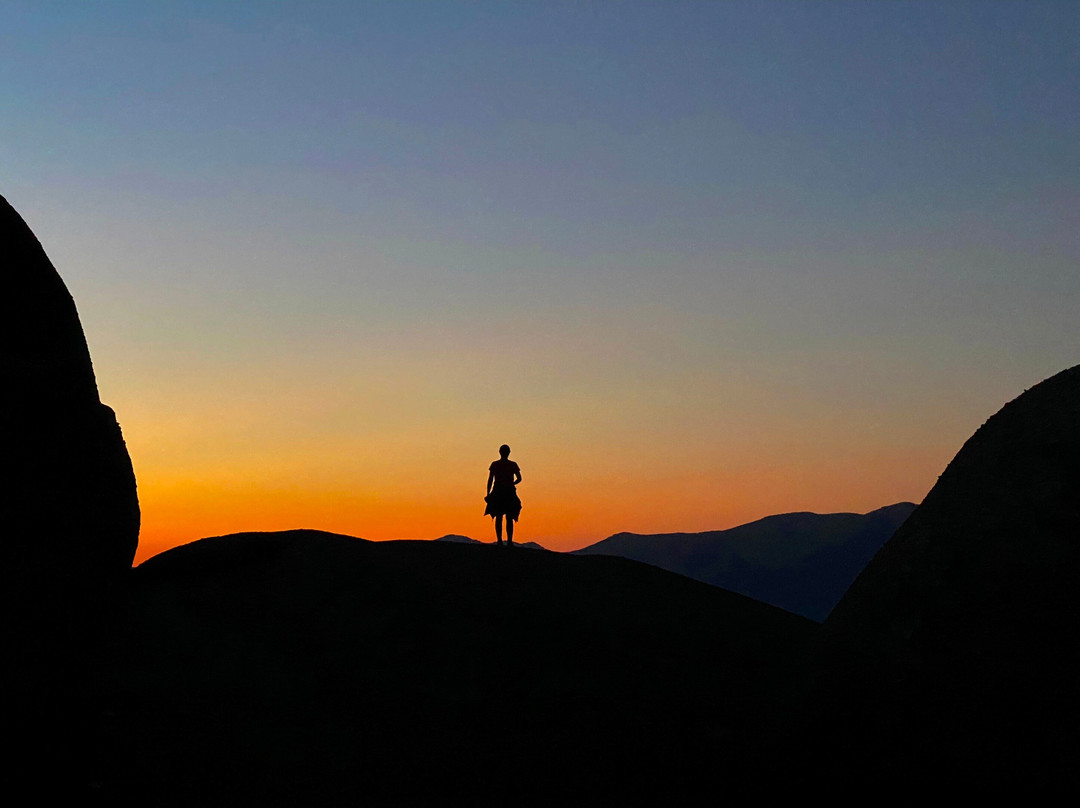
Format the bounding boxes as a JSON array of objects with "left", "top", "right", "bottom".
[
  {"left": 808, "top": 365, "right": 1080, "bottom": 788},
  {"left": 0, "top": 193, "right": 139, "bottom": 793},
  {"left": 0, "top": 193, "right": 139, "bottom": 590}
]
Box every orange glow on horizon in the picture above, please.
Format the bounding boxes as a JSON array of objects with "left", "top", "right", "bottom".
[
  {"left": 132, "top": 443, "right": 940, "bottom": 565},
  {"left": 112, "top": 329, "right": 974, "bottom": 567}
]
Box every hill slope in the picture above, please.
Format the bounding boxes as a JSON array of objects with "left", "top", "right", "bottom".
[
  {"left": 575, "top": 503, "right": 915, "bottom": 620},
  {"left": 808, "top": 365, "right": 1080, "bottom": 787},
  {"left": 108, "top": 531, "right": 814, "bottom": 802}
]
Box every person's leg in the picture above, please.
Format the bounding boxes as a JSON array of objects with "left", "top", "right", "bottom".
[
  {"left": 506, "top": 516, "right": 514, "bottom": 545},
  {"left": 494, "top": 514, "right": 503, "bottom": 544}
]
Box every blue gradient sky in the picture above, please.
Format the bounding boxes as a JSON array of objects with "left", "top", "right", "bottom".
[{"left": 2, "top": 2, "right": 1078, "bottom": 558}]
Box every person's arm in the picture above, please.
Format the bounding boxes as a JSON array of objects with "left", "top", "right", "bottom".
[
  {"left": 487, "top": 469, "right": 494, "bottom": 496},
  {"left": 514, "top": 465, "right": 522, "bottom": 485}
]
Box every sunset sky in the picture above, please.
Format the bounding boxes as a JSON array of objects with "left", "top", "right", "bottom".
[{"left": 2, "top": 2, "right": 1077, "bottom": 562}]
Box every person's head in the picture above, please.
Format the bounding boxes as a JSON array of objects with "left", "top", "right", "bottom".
[{"left": 499, "top": 444, "right": 511, "bottom": 458}]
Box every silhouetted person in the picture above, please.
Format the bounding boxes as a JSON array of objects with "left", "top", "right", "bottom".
[{"left": 485, "top": 444, "right": 522, "bottom": 545}]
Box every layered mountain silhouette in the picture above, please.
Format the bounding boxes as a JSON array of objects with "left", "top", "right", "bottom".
[
  {"left": 575, "top": 503, "right": 915, "bottom": 620},
  {"left": 3, "top": 192, "right": 1079, "bottom": 798}
]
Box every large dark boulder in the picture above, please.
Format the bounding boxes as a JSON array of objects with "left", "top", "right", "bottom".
[
  {"left": 0, "top": 193, "right": 140, "bottom": 792},
  {"left": 809, "top": 365, "right": 1080, "bottom": 786},
  {"left": 0, "top": 193, "right": 139, "bottom": 590}
]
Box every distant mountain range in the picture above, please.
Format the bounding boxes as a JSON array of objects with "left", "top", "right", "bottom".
[{"left": 575, "top": 503, "right": 916, "bottom": 621}]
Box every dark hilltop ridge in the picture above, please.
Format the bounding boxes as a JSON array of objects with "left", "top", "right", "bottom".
[
  {"left": 116, "top": 530, "right": 813, "bottom": 802},
  {"left": 435, "top": 532, "right": 548, "bottom": 550},
  {"left": 575, "top": 503, "right": 916, "bottom": 621},
  {"left": 3, "top": 193, "right": 1079, "bottom": 799}
]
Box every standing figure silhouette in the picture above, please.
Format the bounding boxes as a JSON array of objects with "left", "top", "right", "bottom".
[{"left": 485, "top": 444, "right": 522, "bottom": 546}]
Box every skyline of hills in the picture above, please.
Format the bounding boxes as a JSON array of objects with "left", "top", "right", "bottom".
[
  {"left": 109, "top": 363, "right": 1080, "bottom": 796},
  {"left": 574, "top": 503, "right": 915, "bottom": 620},
  {"left": 159, "top": 503, "right": 916, "bottom": 622}
]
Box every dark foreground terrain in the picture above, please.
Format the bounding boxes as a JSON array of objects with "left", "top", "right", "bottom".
[{"left": 105, "top": 534, "right": 812, "bottom": 803}]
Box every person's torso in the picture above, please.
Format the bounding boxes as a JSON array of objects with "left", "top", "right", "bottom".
[{"left": 490, "top": 459, "right": 518, "bottom": 488}]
